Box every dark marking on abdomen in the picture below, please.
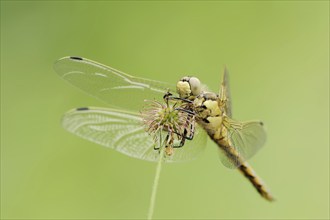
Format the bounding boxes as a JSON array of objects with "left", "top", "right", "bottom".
[{"left": 238, "top": 163, "right": 274, "bottom": 201}]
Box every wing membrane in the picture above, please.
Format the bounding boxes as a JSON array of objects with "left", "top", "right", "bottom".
[
  {"left": 219, "top": 67, "right": 232, "bottom": 117},
  {"left": 54, "top": 57, "right": 176, "bottom": 111},
  {"left": 62, "top": 107, "right": 207, "bottom": 162},
  {"left": 218, "top": 117, "right": 266, "bottom": 168}
]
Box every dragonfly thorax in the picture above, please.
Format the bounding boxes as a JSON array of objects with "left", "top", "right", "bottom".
[
  {"left": 176, "top": 76, "right": 202, "bottom": 99},
  {"left": 193, "top": 92, "right": 222, "bottom": 121}
]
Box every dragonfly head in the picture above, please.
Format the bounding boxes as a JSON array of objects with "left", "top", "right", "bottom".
[{"left": 176, "top": 76, "right": 202, "bottom": 99}]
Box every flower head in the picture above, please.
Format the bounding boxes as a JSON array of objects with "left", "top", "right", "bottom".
[{"left": 141, "top": 97, "right": 195, "bottom": 156}]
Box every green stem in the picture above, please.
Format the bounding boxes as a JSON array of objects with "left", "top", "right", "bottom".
[{"left": 147, "top": 147, "right": 165, "bottom": 220}]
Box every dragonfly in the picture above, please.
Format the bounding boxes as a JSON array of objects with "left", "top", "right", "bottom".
[{"left": 54, "top": 56, "right": 273, "bottom": 201}]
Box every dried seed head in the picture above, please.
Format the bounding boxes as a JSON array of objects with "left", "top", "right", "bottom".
[{"left": 141, "top": 99, "right": 195, "bottom": 156}]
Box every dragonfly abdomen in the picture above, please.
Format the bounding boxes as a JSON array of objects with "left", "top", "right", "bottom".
[
  {"left": 239, "top": 163, "right": 274, "bottom": 201},
  {"left": 204, "top": 124, "right": 274, "bottom": 201}
]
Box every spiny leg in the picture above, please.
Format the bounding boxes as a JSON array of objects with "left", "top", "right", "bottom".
[
  {"left": 163, "top": 92, "right": 193, "bottom": 104},
  {"left": 153, "top": 132, "right": 169, "bottom": 151}
]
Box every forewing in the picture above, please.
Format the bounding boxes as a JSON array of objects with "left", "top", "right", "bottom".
[
  {"left": 218, "top": 117, "right": 266, "bottom": 168},
  {"left": 54, "top": 57, "right": 176, "bottom": 111},
  {"left": 62, "top": 107, "right": 206, "bottom": 162},
  {"left": 219, "top": 67, "right": 232, "bottom": 117}
]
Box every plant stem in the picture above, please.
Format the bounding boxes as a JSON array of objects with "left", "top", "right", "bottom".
[{"left": 147, "top": 148, "right": 165, "bottom": 220}]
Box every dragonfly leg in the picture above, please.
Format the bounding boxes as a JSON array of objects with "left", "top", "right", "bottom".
[
  {"left": 185, "top": 122, "right": 195, "bottom": 140},
  {"left": 175, "top": 107, "right": 195, "bottom": 115},
  {"left": 153, "top": 132, "right": 170, "bottom": 151},
  {"left": 173, "top": 109, "right": 196, "bottom": 144},
  {"left": 173, "top": 137, "right": 186, "bottom": 148},
  {"left": 163, "top": 92, "right": 193, "bottom": 104},
  {"left": 171, "top": 129, "right": 191, "bottom": 140},
  {"left": 172, "top": 120, "right": 195, "bottom": 140},
  {"left": 172, "top": 123, "right": 195, "bottom": 148}
]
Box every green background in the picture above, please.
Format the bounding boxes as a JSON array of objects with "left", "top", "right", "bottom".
[{"left": 1, "top": 1, "right": 329, "bottom": 219}]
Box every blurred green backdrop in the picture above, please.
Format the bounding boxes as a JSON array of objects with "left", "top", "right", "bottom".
[{"left": 1, "top": 1, "right": 329, "bottom": 219}]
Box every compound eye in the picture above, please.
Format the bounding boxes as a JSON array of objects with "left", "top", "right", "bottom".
[{"left": 189, "top": 77, "right": 201, "bottom": 96}]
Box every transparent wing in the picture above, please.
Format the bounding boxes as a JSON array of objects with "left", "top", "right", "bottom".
[
  {"left": 218, "top": 117, "right": 266, "bottom": 168},
  {"left": 62, "top": 107, "right": 207, "bottom": 162},
  {"left": 219, "top": 67, "right": 232, "bottom": 117},
  {"left": 54, "top": 56, "right": 176, "bottom": 111}
]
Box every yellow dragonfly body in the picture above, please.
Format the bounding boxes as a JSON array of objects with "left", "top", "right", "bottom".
[{"left": 176, "top": 70, "right": 274, "bottom": 201}]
